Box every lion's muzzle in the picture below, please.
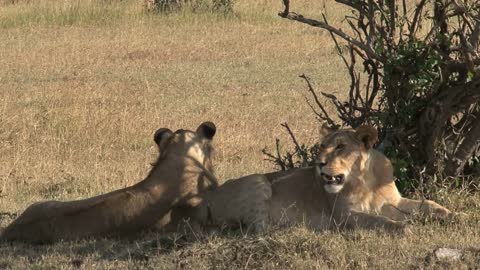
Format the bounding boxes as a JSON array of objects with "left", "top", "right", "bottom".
[{"left": 320, "top": 172, "right": 345, "bottom": 186}]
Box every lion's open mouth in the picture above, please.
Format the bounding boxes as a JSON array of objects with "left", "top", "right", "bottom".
[{"left": 321, "top": 172, "right": 345, "bottom": 185}]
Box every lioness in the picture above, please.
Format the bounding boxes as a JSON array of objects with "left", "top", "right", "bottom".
[
  {"left": 0, "top": 122, "right": 218, "bottom": 243},
  {"left": 178, "top": 125, "right": 452, "bottom": 234}
]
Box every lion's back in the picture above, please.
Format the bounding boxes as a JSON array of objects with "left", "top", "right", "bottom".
[{"left": 205, "top": 174, "right": 272, "bottom": 231}]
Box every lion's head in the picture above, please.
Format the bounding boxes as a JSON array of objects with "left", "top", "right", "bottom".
[
  {"left": 154, "top": 121, "right": 215, "bottom": 160},
  {"left": 152, "top": 121, "right": 218, "bottom": 190},
  {"left": 315, "top": 124, "right": 378, "bottom": 194}
]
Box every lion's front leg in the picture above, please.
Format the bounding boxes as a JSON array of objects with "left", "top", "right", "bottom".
[
  {"left": 395, "top": 198, "right": 452, "bottom": 220},
  {"left": 379, "top": 204, "right": 411, "bottom": 222},
  {"left": 341, "top": 211, "right": 411, "bottom": 234}
]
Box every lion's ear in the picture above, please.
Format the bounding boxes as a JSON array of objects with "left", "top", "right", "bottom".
[
  {"left": 354, "top": 125, "right": 378, "bottom": 149},
  {"left": 196, "top": 121, "right": 216, "bottom": 140},
  {"left": 319, "top": 123, "right": 334, "bottom": 138},
  {"left": 154, "top": 128, "right": 173, "bottom": 146}
]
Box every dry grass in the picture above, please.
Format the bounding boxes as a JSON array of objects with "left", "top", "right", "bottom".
[{"left": 0, "top": 0, "right": 479, "bottom": 269}]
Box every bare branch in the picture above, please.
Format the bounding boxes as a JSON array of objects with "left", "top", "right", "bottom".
[
  {"left": 409, "top": 0, "right": 428, "bottom": 40},
  {"left": 335, "top": 0, "right": 367, "bottom": 14},
  {"left": 278, "top": 0, "right": 290, "bottom": 17},
  {"left": 387, "top": 0, "right": 396, "bottom": 41},
  {"left": 262, "top": 138, "right": 287, "bottom": 171},
  {"left": 278, "top": 10, "right": 387, "bottom": 63},
  {"left": 299, "top": 74, "right": 337, "bottom": 127},
  {"left": 322, "top": 13, "right": 349, "bottom": 67},
  {"left": 367, "top": 0, "right": 375, "bottom": 47},
  {"left": 275, "top": 138, "right": 286, "bottom": 170},
  {"left": 401, "top": 0, "right": 407, "bottom": 22},
  {"left": 280, "top": 122, "right": 309, "bottom": 167},
  {"left": 446, "top": 58, "right": 480, "bottom": 72},
  {"left": 470, "top": 20, "right": 480, "bottom": 51},
  {"left": 281, "top": 122, "right": 301, "bottom": 151},
  {"left": 281, "top": 122, "right": 313, "bottom": 167},
  {"left": 446, "top": 112, "right": 480, "bottom": 176},
  {"left": 458, "top": 31, "right": 476, "bottom": 72},
  {"left": 305, "top": 97, "right": 328, "bottom": 122}
]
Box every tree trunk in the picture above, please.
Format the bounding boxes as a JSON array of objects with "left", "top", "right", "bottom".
[
  {"left": 445, "top": 111, "right": 480, "bottom": 177},
  {"left": 418, "top": 77, "right": 480, "bottom": 174}
]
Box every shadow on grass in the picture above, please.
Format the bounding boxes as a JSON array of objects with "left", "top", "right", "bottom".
[
  {"left": 1, "top": 205, "right": 479, "bottom": 269},
  {"left": 0, "top": 225, "right": 268, "bottom": 267},
  {"left": 0, "top": 231, "right": 187, "bottom": 259}
]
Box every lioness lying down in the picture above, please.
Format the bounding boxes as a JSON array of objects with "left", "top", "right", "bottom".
[
  {"left": 169, "top": 125, "right": 452, "bottom": 234},
  {"left": 0, "top": 122, "right": 218, "bottom": 243}
]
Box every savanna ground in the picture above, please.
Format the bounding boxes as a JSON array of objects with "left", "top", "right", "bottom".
[{"left": 0, "top": 0, "right": 479, "bottom": 269}]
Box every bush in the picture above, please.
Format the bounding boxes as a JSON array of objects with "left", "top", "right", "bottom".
[
  {"left": 269, "top": 0, "right": 480, "bottom": 192},
  {"left": 144, "top": 0, "right": 234, "bottom": 14}
]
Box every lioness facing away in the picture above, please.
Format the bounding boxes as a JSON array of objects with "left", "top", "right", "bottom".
[
  {"left": 0, "top": 122, "right": 218, "bottom": 243},
  {"left": 178, "top": 125, "right": 452, "bottom": 234}
]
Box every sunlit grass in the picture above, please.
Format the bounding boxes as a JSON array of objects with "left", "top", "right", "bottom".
[
  {"left": 0, "top": 0, "right": 478, "bottom": 269},
  {"left": 0, "top": 0, "right": 142, "bottom": 28}
]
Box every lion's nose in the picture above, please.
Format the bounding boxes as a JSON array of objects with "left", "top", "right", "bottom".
[
  {"left": 335, "top": 174, "right": 345, "bottom": 183},
  {"left": 318, "top": 160, "right": 327, "bottom": 167}
]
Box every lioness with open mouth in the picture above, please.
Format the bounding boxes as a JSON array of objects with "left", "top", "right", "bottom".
[
  {"left": 0, "top": 122, "right": 217, "bottom": 243},
  {"left": 177, "top": 124, "right": 452, "bottom": 234}
]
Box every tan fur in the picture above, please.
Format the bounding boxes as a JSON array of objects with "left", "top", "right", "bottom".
[
  {"left": 197, "top": 174, "right": 271, "bottom": 232},
  {"left": 156, "top": 174, "right": 272, "bottom": 234},
  {"left": 183, "top": 125, "right": 452, "bottom": 234},
  {"left": 0, "top": 122, "right": 218, "bottom": 243}
]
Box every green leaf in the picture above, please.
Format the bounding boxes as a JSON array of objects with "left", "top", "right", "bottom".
[{"left": 467, "top": 71, "right": 475, "bottom": 82}]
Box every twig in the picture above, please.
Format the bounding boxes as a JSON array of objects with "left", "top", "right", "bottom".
[
  {"left": 244, "top": 253, "right": 253, "bottom": 270},
  {"left": 275, "top": 138, "right": 285, "bottom": 170},
  {"left": 345, "top": 18, "right": 365, "bottom": 44},
  {"left": 299, "top": 74, "right": 336, "bottom": 127},
  {"left": 401, "top": 0, "right": 408, "bottom": 26},
  {"left": 280, "top": 122, "right": 301, "bottom": 152},
  {"left": 278, "top": 0, "right": 289, "bottom": 17},
  {"left": 323, "top": 14, "right": 349, "bottom": 67},
  {"left": 367, "top": 0, "right": 375, "bottom": 47},
  {"left": 305, "top": 97, "right": 328, "bottom": 122},
  {"left": 409, "top": 0, "right": 427, "bottom": 40},
  {"left": 470, "top": 21, "right": 479, "bottom": 50},
  {"left": 335, "top": 0, "right": 368, "bottom": 16},
  {"left": 278, "top": 9, "right": 386, "bottom": 63},
  {"left": 458, "top": 31, "right": 476, "bottom": 72},
  {"left": 387, "top": 0, "right": 396, "bottom": 41}
]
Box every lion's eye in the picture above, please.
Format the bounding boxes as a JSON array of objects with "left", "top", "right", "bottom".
[
  {"left": 335, "top": 144, "right": 345, "bottom": 150},
  {"left": 319, "top": 144, "right": 326, "bottom": 150}
]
